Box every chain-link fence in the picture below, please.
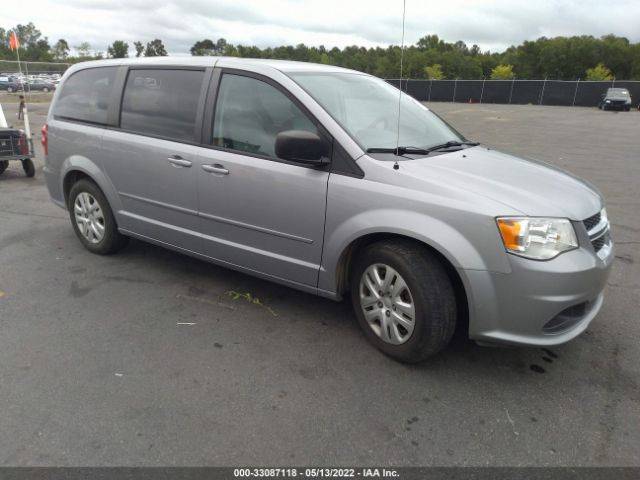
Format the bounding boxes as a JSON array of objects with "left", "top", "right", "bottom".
[
  {"left": 386, "top": 79, "right": 640, "bottom": 107},
  {"left": 0, "top": 60, "right": 69, "bottom": 77}
]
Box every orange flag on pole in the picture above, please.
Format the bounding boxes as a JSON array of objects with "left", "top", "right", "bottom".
[{"left": 9, "top": 31, "right": 20, "bottom": 50}]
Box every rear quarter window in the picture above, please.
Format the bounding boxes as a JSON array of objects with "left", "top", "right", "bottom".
[{"left": 53, "top": 67, "right": 117, "bottom": 125}]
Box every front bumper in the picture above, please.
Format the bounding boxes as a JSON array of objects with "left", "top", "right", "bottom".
[{"left": 462, "top": 234, "right": 614, "bottom": 347}]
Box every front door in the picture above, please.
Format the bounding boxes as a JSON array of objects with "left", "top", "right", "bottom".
[{"left": 196, "top": 72, "right": 330, "bottom": 287}]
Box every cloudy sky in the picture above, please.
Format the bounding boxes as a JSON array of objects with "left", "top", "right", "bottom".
[{"left": 5, "top": 0, "right": 640, "bottom": 55}]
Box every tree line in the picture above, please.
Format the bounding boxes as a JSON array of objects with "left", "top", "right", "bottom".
[{"left": 1, "top": 22, "right": 640, "bottom": 80}]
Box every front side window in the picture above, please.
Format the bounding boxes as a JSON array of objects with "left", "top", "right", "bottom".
[
  {"left": 120, "top": 69, "right": 204, "bottom": 142},
  {"left": 53, "top": 67, "right": 117, "bottom": 125},
  {"left": 288, "top": 72, "right": 463, "bottom": 152},
  {"left": 212, "top": 74, "right": 316, "bottom": 158}
]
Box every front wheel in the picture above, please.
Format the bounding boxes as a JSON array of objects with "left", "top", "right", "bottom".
[
  {"left": 0, "top": 160, "right": 8, "bottom": 175},
  {"left": 7, "top": 87, "right": 14, "bottom": 93},
  {"left": 350, "top": 240, "right": 457, "bottom": 363},
  {"left": 68, "top": 179, "right": 128, "bottom": 254},
  {"left": 43, "top": 87, "right": 49, "bottom": 93}
]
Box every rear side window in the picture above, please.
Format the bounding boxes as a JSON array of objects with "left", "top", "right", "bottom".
[
  {"left": 53, "top": 67, "right": 117, "bottom": 125},
  {"left": 120, "top": 69, "right": 204, "bottom": 142}
]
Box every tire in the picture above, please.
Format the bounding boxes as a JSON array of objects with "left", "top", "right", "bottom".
[
  {"left": 22, "top": 158, "right": 35, "bottom": 177},
  {"left": 43, "top": 87, "right": 49, "bottom": 93},
  {"left": 350, "top": 239, "right": 457, "bottom": 363},
  {"left": 7, "top": 87, "right": 14, "bottom": 93},
  {"left": 625, "top": 106, "right": 630, "bottom": 112},
  {"left": 0, "top": 160, "right": 8, "bottom": 175},
  {"left": 68, "top": 179, "right": 128, "bottom": 255}
]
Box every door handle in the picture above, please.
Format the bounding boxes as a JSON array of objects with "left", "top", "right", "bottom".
[
  {"left": 202, "top": 164, "right": 229, "bottom": 175},
  {"left": 168, "top": 155, "right": 192, "bottom": 168}
]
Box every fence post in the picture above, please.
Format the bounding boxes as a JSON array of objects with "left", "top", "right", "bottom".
[
  {"left": 453, "top": 79, "right": 457, "bottom": 103},
  {"left": 428, "top": 79, "right": 432, "bottom": 102},
  {"left": 508, "top": 77, "right": 515, "bottom": 104},
  {"left": 572, "top": 79, "right": 580, "bottom": 107},
  {"left": 480, "top": 77, "right": 485, "bottom": 104},
  {"left": 539, "top": 77, "right": 547, "bottom": 105}
]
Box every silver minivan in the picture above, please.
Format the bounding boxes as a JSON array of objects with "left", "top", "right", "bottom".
[{"left": 43, "top": 57, "right": 614, "bottom": 362}]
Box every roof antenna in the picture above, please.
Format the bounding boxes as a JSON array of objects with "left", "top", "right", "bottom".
[{"left": 394, "top": 0, "right": 407, "bottom": 171}]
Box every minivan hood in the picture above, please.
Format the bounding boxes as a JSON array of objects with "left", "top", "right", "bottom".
[{"left": 396, "top": 147, "right": 602, "bottom": 220}]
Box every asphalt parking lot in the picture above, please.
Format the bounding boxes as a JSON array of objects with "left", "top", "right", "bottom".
[{"left": 0, "top": 98, "right": 639, "bottom": 466}]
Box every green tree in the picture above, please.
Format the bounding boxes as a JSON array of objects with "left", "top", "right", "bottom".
[
  {"left": 424, "top": 64, "right": 444, "bottom": 79},
  {"left": 107, "top": 40, "right": 129, "bottom": 58},
  {"left": 143, "top": 39, "right": 167, "bottom": 57},
  {"left": 51, "top": 39, "right": 69, "bottom": 61},
  {"left": 134, "top": 41, "right": 144, "bottom": 57},
  {"left": 75, "top": 42, "right": 91, "bottom": 57},
  {"left": 586, "top": 63, "right": 614, "bottom": 81},
  {"left": 490, "top": 64, "right": 514, "bottom": 79},
  {"left": 190, "top": 39, "right": 216, "bottom": 56}
]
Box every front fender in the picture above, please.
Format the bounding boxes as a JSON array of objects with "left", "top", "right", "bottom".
[{"left": 319, "top": 208, "right": 508, "bottom": 294}]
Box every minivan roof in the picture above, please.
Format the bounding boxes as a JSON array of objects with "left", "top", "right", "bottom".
[{"left": 65, "top": 56, "right": 366, "bottom": 76}]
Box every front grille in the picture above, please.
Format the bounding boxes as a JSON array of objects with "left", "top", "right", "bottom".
[
  {"left": 583, "top": 210, "right": 610, "bottom": 255},
  {"left": 583, "top": 212, "right": 601, "bottom": 232},
  {"left": 591, "top": 231, "right": 609, "bottom": 253}
]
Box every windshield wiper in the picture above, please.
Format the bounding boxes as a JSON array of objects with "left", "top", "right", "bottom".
[
  {"left": 425, "top": 140, "right": 480, "bottom": 152},
  {"left": 366, "top": 141, "right": 479, "bottom": 156},
  {"left": 366, "top": 146, "right": 431, "bottom": 155}
]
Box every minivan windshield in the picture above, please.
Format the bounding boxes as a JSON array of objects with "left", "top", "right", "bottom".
[{"left": 288, "top": 72, "right": 464, "bottom": 152}]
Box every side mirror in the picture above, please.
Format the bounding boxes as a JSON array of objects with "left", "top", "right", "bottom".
[{"left": 275, "top": 130, "right": 328, "bottom": 165}]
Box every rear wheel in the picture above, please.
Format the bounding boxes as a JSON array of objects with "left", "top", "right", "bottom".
[
  {"left": 22, "top": 158, "right": 35, "bottom": 177},
  {"left": 0, "top": 160, "right": 8, "bottom": 175},
  {"left": 350, "top": 239, "right": 457, "bottom": 363},
  {"left": 68, "top": 179, "right": 128, "bottom": 254}
]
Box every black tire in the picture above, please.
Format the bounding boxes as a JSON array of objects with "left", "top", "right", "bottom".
[
  {"left": 22, "top": 158, "right": 35, "bottom": 177},
  {"left": 7, "top": 87, "right": 14, "bottom": 93},
  {"left": 350, "top": 239, "right": 457, "bottom": 363},
  {"left": 625, "top": 106, "right": 630, "bottom": 112},
  {"left": 43, "top": 87, "right": 49, "bottom": 93},
  {"left": 0, "top": 160, "right": 8, "bottom": 175},
  {"left": 68, "top": 179, "right": 128, "bottom": 255}
]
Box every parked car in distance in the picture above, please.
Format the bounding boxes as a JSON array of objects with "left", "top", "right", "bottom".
[
  {"left": 0, "top": 78, "right": 21, "bottom": 93},
  {"left": 43, "top": 58, "right": 614, "bottom": 363},
  {"left": 26, "top": 79, "right": 55, "bottom": 92},
  {"left": 599, "top": 88, "right": 632, "bottom": 111}
]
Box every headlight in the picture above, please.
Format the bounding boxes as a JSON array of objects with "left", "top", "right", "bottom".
[
  {"left": 496, "top": 217, "right": 578, "bottom": 260},
  {"left": 605, "top": 100, "right": 611, "bottom": 103}
]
